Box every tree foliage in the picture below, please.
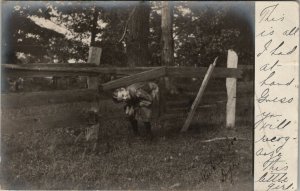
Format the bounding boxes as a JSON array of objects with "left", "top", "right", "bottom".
[{"left": 2, "top": 1, "right": 254, "bottom": 67}]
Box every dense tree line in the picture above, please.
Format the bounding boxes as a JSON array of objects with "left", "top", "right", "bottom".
[{"left": 2, "top": 1, "right": 254, "bottom": 67}]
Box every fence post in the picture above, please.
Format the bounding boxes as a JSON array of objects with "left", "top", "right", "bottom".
[
  {"left": 181, "top": 57, "right": 218, "bottom": 132},
  {"left": 87, "top": 46, "right": 102, "bottom": 89},
  {"left": 158, "top": 77, "right": 167, "bottom": 118},
  {"left": 226, "top": 50, "right": 238, "bottom": 128}
]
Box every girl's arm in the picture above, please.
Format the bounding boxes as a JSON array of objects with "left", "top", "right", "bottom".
[{"left": 136, "top": 89, "right": 153, "bottom": 102}]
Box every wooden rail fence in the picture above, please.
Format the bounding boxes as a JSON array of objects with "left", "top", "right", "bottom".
[{"left": 1, "top": 50, "right": 253, "bottom": 130}]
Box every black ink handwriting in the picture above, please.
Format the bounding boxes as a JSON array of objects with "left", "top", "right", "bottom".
[
  {"left": 260, "top": 71, "right": 294, "bottom": 86},
  {"left": 270, "top": 41, "right": 297, "bottom": 56},
  {"left": 267, "top": 183, "right": 293, "bottom": 191},
  {"left": 257, "top": 27, "right": 275, "bottom": 37},
  {"left": 283, "top": 27, "right": 299, "bottom": 36},
  {"left": 259, "top": 4, "right": 285, "bottom": 23},
  {"left": 257, "top": 39, "right": 272, "bottom": 57},
  {"left": 257, "top": 88, "right": 293, "bottom": 104}
]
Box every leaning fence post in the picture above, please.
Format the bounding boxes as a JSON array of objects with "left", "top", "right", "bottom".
[
  {"left": 180, "top": 57, "right": 218, "bottom": 132},
  {"left": 226, "top": 50, "right": 238, "bottom": 128},
  {"left": 87, "top": 46, "right": 102, "bottom": 89}
]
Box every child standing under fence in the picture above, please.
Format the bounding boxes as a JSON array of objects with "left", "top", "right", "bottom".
[{"left": 112, "top": 82, "right": 159, "bottom": 140}]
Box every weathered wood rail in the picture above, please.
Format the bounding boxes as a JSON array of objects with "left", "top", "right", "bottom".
[
  {"left": 2, "top": 64, "right": 158, "bottom": 77},
  {"left": 2, "top": 64, "right": 245, "bottom": 79},
  {"left": 1, "top": 89, "right": 100, "bottom": 109}
]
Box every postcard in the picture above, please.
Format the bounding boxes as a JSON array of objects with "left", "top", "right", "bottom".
[{"left": 0, "top": 1, "right": 298, "bottom": 190}]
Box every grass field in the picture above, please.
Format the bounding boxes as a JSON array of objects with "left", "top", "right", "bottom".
[{"left": 0, "top": 100, "right": 253, "bottom": 190}]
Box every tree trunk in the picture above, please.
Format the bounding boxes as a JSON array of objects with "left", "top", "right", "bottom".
[
  {"left": 126, "top": 1, "right": 150, "bottom": 67},
  {"left": 89, "top": 7, "right": 100, "bottom": 89},
  {"left": 90, "top": 7, "right": 99, "bottom": 46},
  {"left": 161, "top": 1, "right": 177, "bottom": 94},
  {"left": 161, "top": 1, "right": 174, "bottom": 66}
]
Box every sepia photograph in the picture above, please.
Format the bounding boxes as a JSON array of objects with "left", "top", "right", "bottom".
[{"left": 1, "top": 1, "right": 254, "bottom": 190}]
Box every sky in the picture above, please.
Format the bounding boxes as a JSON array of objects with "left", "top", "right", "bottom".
[{"left": 27, "top": 7, "right": 108, "bottom": 46}]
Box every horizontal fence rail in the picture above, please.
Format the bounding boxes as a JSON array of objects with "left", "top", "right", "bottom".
[
  {"left": 9, "top": 63, "right": 99, "bottom": 67},
  {"left": 2, "top": 64, "right": 252, "bottom": 79},
  {"left": 2, "top": 64, "right": 159, "bottom": 77},
  {"left": 1, "top": 89, "right": 109, "bottom": 109},
  {"left": 166, "top": 67, "right": 243, "bottom": 78},
  {"left": 100, "top": 67, "right": 166, "bottom": 91}
]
